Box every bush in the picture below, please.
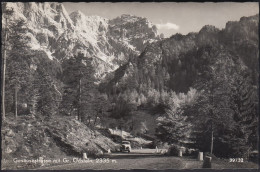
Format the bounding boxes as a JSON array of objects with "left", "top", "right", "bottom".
[
  {"left": 97, "top": 128, "right": 111, "bottom": 138},
  {"left": 144, "top": 141, "right": 156, "bottom": 149},
  {"left": 190, "top": 149, "right": 199, "bottom": 158},
  {"left": 168, "top": 145, "right": 181, "bottom": 156},
  {"left": 183, "top": 148, "right": 198, "bottom": 156},
  {"left": 145, "top": 141, "right": 162, "bottom": 149},
  {"left": 110, "top": 135, "right": 123, "bottom": 143}
]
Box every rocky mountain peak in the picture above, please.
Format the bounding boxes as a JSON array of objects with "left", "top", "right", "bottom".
[
  {"left": 108, "top": 14, "right": 159, "bottom": 53},
  {"left": 4, "top": 2, "right": 163, "bottom": 80},
  {"left": 110, "top": 13, "right": 157, "bottom": 31},
  {"left": 199, "top": 25, "right": 220, "bottom": 34},
  {"left": 69, "top": 10, "right": 85, "bottom": 21},
  {"left": 224, "top": 15, "right": 259, "bottom": 43},
  {"left": 112, "top": 14, "right": 140, "bottom": 24},
  {"left": 197, "top": 25, "right": 220, "bottom": 46}
]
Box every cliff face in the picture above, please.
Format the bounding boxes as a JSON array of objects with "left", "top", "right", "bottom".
[
  {"left": 4, "top": 2, "right": 159, "bottom": 79},
  {"left": 108, "top": 14, "right": 159, "bottom": 53},
  {"left": 221, "top": 15, "right": 259, "bottom": 82}
]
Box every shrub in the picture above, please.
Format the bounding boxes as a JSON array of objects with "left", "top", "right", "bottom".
[
  {"left": 190, "top": 149, "right": 199, "bottom": 158},
  {"left": 144, "top": 141, "right": 156, "bottom": 149},
  {"left": 184, "top": 148, "right": 198, "bottom": 156},
  {"left": 111, "top": 135, "right": 122, "bottom": 143},
  {"left": 168, "top": 145, "right": 181, "bottom": 156}
]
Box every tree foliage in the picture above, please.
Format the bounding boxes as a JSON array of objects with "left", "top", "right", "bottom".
[
  {"left": 183, "top": 49, "right": 258, "bottom": 158},
  {"left": 5, "top": 19, "right": 33, "bottom": 117},
  {"left": 156, "top": 108, "right": 191, "bottom": 145},
  {"left": 61, "top": 53, "right": 110, "bottom": 127},
  {"left": 33, "top": 67, "right": 61, "bottom": 117},
  {"left": 61, "top": 53, "right": 95, "bottom": 121}
]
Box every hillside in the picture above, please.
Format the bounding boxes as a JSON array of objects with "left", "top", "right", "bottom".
[
  {"left": 102, "top": 14, "right": 258, "bottom": 93},
  {"left": 2, "top": 115, "right": 118, "bottom": 169}
]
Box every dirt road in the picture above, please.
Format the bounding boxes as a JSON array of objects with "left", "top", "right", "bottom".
[{"left": 38, "top": 149, "right": 186, "bottom": 170}]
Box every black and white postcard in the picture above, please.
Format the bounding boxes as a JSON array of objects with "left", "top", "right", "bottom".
[{"left": 1, "top": 2, "right": 259, "bottom": 170}]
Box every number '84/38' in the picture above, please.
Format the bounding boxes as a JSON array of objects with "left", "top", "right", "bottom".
[{"left": 229, "top": 158, "right": 243, "bottom": 162}]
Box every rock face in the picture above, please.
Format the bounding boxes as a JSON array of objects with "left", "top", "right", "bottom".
[
  {"left": 5, "top": 2, "right": 159, "bottom": 79},
  {"left": 109, "top": 14, "right": 159, "bottom": 53},
  {"left": 1, "top": 116, "right": 118, "bottom": 169}
]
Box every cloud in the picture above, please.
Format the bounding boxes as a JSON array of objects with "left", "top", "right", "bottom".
[{"left": 156, "top": 22, "right": 180, "bottom": 30}]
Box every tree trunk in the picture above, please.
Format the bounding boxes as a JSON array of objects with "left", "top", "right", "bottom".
[
  {"left": 88, "top": 116, "right": 91, "bottom": 125},
  {"left": 131, "top": 119, "right": 134, "bottom": 131},
  {"left": 210, "top": 80, "right": 214, "bottom": 155},
  {"left": 1, "top": 17, "right": 8, "bottom": 121},
  {"left": 77, "top": 78, "right": 82, "bottom": 122},
  {"left": 14, "top": 86, "right": 18, "bottom": 119},
  {"left": 93, "top": 114, "right": 98, "bottom": 126},
  {"left": 210, "top": 127, "right": 214, "bottom": 154}
]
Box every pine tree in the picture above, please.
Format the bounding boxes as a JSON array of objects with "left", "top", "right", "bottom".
[
  {"left": 1, "top": 3, "right": 14, "bottom": 120},
  {"left": 33, "top": 67, "right": 60, "bottom": 118},
  {"left": 183, "top": 48, "right": 258, "bottom": 157},
  {"left": 61, "top": 53, "right": 96, "bottom": 123},
  {"left": 184, "top": 50, "right": 235, "bottom": 155},
  {"left": 228, "top": 71, "right": 258, "bottom": 157},
  {"left": 91, "top": 93, "right": 110, "bottom": 127},
  {"left": 155, "top": 107, "right": 190, "bottom": 145},
  {"left": 5, "top": 19, "right": 31, "bottom": 119}
]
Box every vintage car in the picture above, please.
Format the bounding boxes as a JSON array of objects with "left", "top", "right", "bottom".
[{"left": 120, "top": 141, "right": 131, "bottom": 153}]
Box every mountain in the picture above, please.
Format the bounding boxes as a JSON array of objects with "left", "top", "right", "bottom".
[
  {"left": 102, "top": 14, "right": 259, "bottom": 94},
  {"left": 4, "top": 2, "right": 160, "bottom": 79}
]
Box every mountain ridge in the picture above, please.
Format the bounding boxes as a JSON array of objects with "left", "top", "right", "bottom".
[
  {"left": 4, "top": 2, "right": 160, "bottom": 79},
  {"left": 101, "top": 14, "right": 259, "bottom": 94}
]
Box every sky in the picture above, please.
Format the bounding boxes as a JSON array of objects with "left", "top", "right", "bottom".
[{"left": 63, "top": 2, "right": 259, "bottom": 38}]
